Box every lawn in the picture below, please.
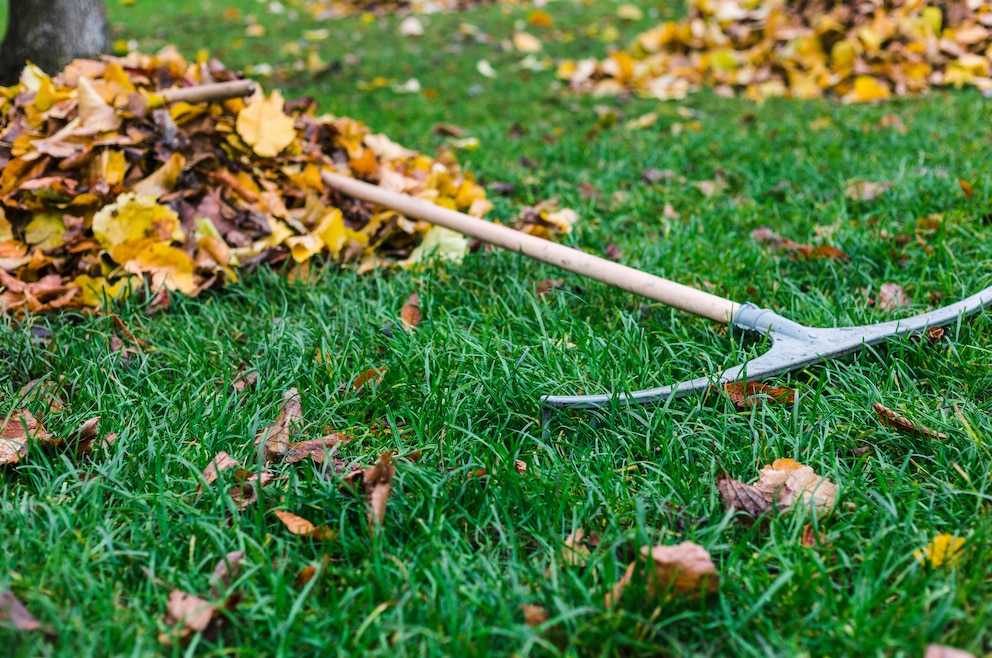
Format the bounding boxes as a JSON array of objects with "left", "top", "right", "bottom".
[{"left": 2, "top": 0, "right": 992, "bottom": 655}]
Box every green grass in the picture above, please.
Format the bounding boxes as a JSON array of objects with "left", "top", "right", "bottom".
[{"left": 2, "top": 0, "right": 992, "bottom": 655}]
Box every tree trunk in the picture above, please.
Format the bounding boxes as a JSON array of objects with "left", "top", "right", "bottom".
[{"left": 0, "top": 0, "right": 108, "bottom": 85}]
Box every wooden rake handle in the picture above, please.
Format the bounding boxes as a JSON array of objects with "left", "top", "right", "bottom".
[
  {"left": 322, "top": 171, "right": 741, "bottom": 323},
  {"left": 159, "top": 79, "right": 257, "bottom": 104}
]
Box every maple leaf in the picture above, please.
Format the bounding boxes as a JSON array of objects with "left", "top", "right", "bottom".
[{"left": 236, "top": 90, "right": 298, "bottom": 158}]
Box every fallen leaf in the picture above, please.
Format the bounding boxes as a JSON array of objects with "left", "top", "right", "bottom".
[
  {"left": 513, "top": 32, "right": 542, "bottom": 53},
  {"left": 363, "top": 452, "right": 395, "bottom": 535},
  {"left": 201, "top": 451, "right": 241, "bottom": 486},
  {"left": 876, "top": 283, "right": 908, "bottom": 311},
  {"left": 159, "top": 590, "right": 219, "bottom": 646},
  {"left": 273, "top": 509, "right": 335, "bottom": 541},
  {"left": 235, "top": 90, "right": 297, "bottom": 158},
  {"left": 231, "top": 368, "right": 258, "bottom": 394},
  {"left": 914, "top": 534, "right": 966, "bottom": 568},
  {"left": 283, "top": 433, "right": 350, "bottom": 464},
  {"left": 1, "top": 409, "right": 53, "bottom": 464},
  {"left": 514, "top": 459, "right": 527, "bottom": 475},
  {"left": 722, "top": 382, "right": 795, "bottom": 408},
  {"left": 562, "top": 528, "right": 597, "bottom": 567},
  {"left": 753, "top": 458, "right": 838, "bottom": 514},
  {"left": 873, "top": 402, "right": 948, "bottom": 440},
  {"left": 958, "top": 179, "right": 973, "bottom": 200},
  {"left": 607, "top": 542, "right": 719, "bottom": 607},
  {"left": 924, "top": 644, "right": 977, "bottom": 658},
  {"left": 255, "top": 388, "right": 303, "bottom": 461},
  {"left": 521, "top": 603, "right": 549, "bottom": 627},
  {"left": 801, "top": 523, "right": 830, "bottom": 549},
  {"left": 399, "top": 16, "right": 424, "bottom": 37},
  {"left": 400, "top": 292, "right": 421, "bottom": 331},
  {"left": 716, "top": 474, "right": 771, "bottom": 525},
  {"left": 208, "top": 551, "right": 245, "bottom": 598},
  {"left": 845, "top": 180, "right": 893, "bottom": 202},
  {"left": 353, "top": 367, "right": 386, "bottom": 391},
  {"left": 0, "top": 591, "right": 41, "bottom": 631}
]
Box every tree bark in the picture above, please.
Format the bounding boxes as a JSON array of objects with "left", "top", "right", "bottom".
[{"left": 0, "top": 0, "right": 108, "bottom": 85}]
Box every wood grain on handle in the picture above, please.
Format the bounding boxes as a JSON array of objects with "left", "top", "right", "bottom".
[{"left": 322, "top": 171, "right": 741, "bottom": 323}]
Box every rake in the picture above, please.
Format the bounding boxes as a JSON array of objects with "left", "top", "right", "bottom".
[{"left": 323, "top": 172, "right": 992, "bottom": 422}]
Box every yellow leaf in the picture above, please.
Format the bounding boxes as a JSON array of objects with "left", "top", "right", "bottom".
[
  {"left": 131, "top": 153, "right": 186, "bottom": 198},
  {"left": 513, "top": 32, "right": 542, "bottom": 53},
  {"left": 914, "top": 534, "right": 965, "bottom": 568},
  {"left": 23, "top": 212, "right": 65, "bottom": 250},
  {"left": 843, "top": 76, "right": 890, "bottom": 103},
  {"left": 34, "top": 76, "right": 71, "bottom": 113},
  {"left": 617, "top": 4, "right": 644, "bottom": 21},
  {"left": 400, "top": 226, "right": 468, "bottom": 268},
  {"left": 73, "top": 274, "right": 138, "bottom": 307},
  {"left": 92, "top": 149, "right": 130, "bottom": 186},
  {"left": 236, "top": 90, "right": 297, "bottom": 158},
  {"left": 92, "top": 192, "right": 185, "bottom": 250},
  {"left": 121, "top": 242, "right": 197, "bottom": 295}
]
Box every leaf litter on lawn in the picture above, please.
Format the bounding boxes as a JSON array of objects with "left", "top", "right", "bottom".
[
  {"left": 717, "top": 458, "right": 838, "bottom": 525},
  {"left": 558, "top": 0, "right": 992, "bottom": 102}
]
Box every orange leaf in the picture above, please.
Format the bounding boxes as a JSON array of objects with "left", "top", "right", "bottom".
[
  {"left": 400, "top": 292, "right": 421, "bottom": 331},
  {"left": 272, "top": 510, "right": 335, "bottom": 541}
]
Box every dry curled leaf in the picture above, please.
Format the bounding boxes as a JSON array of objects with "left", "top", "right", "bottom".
[
  {"left": 0, "top": 591, "right": 41, "bottom": 631},
  {"left": 255, "top": 388, "right": 303, "bottom": 461},
  {"left": 363, "top": 452, "right": 395, "bottom": 535},
  {"left": 352, "top": 367, "right": 386, "bottom": 391},
  {"left": 200, "top": 451, "right": 241, "bottom": 488},
  {"left": 754, "top": 458, "right": 838, "bottom": 514},
  {"left": 873, "top": 402, "right": 948, "bottom": 439},
  {"left": 400, "top": 292, "right": 421, "bottom": 331},
  {"left": 273, "top": 509, "right": 335, "bottom": 541},
  {"left": 716, "top": 474, "right": 771, "bottom": 525},
  {"left": 283, "top": 433, "right": 350, "bottom": 464},
  {"left": 722, "top": 382, "right": 795, "bottom": 408},
  {"left": 1, "top": 409, "right": 53, "bottom": 465},
  {"left": 876, "top": 283, "right": 908, "bottom": 311},
  {"left": 607, "top": 542, "right": 719, "bottom": 608},
  {"left": 561, "top": 528, "right": 599, "bottom": 567},
  {"left": 159, "top": 590, "right": 223, "bottom": 646}
]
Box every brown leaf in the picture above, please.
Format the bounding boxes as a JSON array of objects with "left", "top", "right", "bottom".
[
  {"left": 607, "top": 542, "right": 719, "bottom": 607},
  {"left": 716, "top": 474, "right": 771, "bottom": 525},
  {"left": 18, "top": 377, "right": 66, "bottom": 413},
  {"left": 753, "top": 458, "right": 838, "bottom": 514},
  {"left": 0, "top": 591, "right": 41, "bottom": 631},
  {"left": 924, "top": 645, "right": 977, "bottom": 658},
  {"left": 722, "top": 382, "right": 795, "bottom": 408},
  {"left": 604, "top": 243, "right": 622, "bottom": 261},
  {"left": 536, "top": 278, "right": 563, "bottom": 295},
  {"left": 876, "top": 283, "right": 908, "bottom": 311},
  {"left": 352, "top": 367, "right": 386, "bottom": 391},
  {"left": 69, "top": 416, "right": 102, "bottom": 455},
  {"left": 255, "top": 388, "right": 302, "bottom": 461},
  {"left": 229, "top": 468, "right": 274, "bottom": 511},
  {"left": 562, "top": 528, "right": 598, "bottom": 567},
  {"left": 363, "top": 452, "right": 395, "bottom": 535},
  {"left": 273, "top": 509, "right": 335, "bottom": 541},
  {"left": 294, "top": 565, "right": 318, "bottom": 588},
  {"left": 199, "top": 451, "right": 241, "bottom": 492},
  {"left": 521, "top": 603, "right": 549, "bottom": 627},
  {"left": 873, "top": 402, "right": 948, "bottom": 440},
  {"left": 801, "top": 523, "right": 830, "bottom": 549},
  {"left": 208, "top": 551, "right": 245, "bottom": 599},
  {"left": 845, "top": 180, "right": 892, "bottom": 201},
  {"left": 958, "top": 179, "right": 973, "bottom": 200},
  {"left": 400, "top": 292, "right": 421, "bottom": 331},
  {"left": 1, "top": 409, "right": 54, "bottom": 464},
  {"left": 231, "top": 368, "right": 258, "bottom": 394},
  {"left": 159, "top": 590, "right": 219, "bottom": 646},
  {"left": 514, "top": 459, "right": 527, "bottom": 475},
  {"left": 283, "top": 433, "right": 350, "bottom": 464}
]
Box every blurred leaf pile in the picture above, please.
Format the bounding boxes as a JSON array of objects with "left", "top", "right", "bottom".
[
  {"left": 558, "top": 0, "right": 992, "bottom": 102},
  {"left": 0, "top": 50, "right": 524, "bottom": 315}
]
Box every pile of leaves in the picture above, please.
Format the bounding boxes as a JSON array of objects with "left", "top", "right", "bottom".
[
  {"left": 0, "top": 49, "right": 574, "bottom": 316},
  {"left": 558, "top": 0, "right": 992, "bottom": 102}
]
